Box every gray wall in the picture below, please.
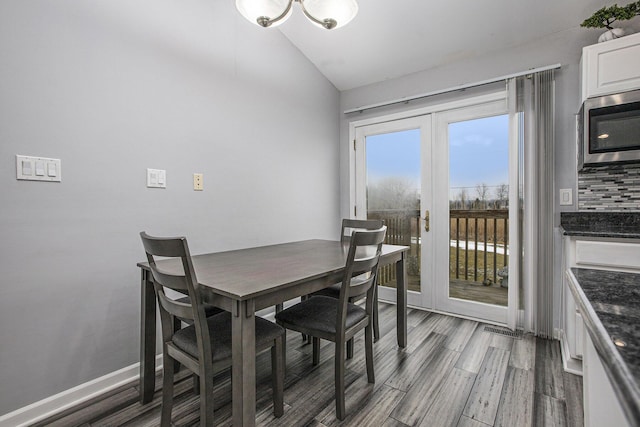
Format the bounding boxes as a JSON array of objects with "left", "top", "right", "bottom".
[{"left": 0, "top": 0, "right": 340, "bottom": 415}]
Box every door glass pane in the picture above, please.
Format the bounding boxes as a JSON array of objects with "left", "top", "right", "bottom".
[
  {"left": 448, "top": 115, "right": 509, "bottom": 306},
  {"left": 365, "top": 129, "right": 421, "bottom": 292}
]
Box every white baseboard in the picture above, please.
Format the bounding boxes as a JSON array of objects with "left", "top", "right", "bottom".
[
  {"left": 0, "top": 299, "right": 303, "bottom": 427},
  {"left": 0, "top": 355, "right": 162, "bottom": 427},
  {"left": 559, "top": 330, "right": 584, "bottom": 376}
]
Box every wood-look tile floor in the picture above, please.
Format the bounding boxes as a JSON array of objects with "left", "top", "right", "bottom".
[{"left": 34, "top": 304, "right": 583, "bottom": 427}]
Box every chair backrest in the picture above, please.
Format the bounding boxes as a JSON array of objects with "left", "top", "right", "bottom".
[
  {"left": 340, "top": 218, "right": 384, "bottom": 244},
  {"left": 337, "top": 226, "right": 387, "bottom": 331},
  {"left": 139, "top": 232, "right": 210, "bottom": 347}
]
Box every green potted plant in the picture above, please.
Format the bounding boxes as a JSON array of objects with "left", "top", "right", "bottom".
[{"left": 581, "top": 1, "right": 640, "bottom": 42}]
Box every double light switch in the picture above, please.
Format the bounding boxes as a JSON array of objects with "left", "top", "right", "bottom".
[{"left": 147, "top": 168, "right": 167, "bottom": 188}]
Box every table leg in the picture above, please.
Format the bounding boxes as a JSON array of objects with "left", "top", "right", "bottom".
[
  {"left": 396, "top": 253, "right": 408, "bottom": 348},
  {"left": 140, "top": 269, "right": 156, "bottom": 404},
  {"left": 232, "top": 299, "right": 256, "bottom": 427}
]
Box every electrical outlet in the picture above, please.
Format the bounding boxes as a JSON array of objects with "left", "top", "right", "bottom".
[{"left": 193, "top": 173, "right": 203, "bottom": 191}]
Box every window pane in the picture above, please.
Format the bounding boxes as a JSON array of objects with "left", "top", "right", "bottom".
[
  {"left": 448, "top": 115, "right": 509, "bottom": 307},
  {"left": 366, "top": 129, "right": 421, "bottom": 292}
]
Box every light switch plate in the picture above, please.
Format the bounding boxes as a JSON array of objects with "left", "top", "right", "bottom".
[
  {"left": 147, "top": 168, "right": 166, "bottom": 188},
  {"left": 559, "top": 188, "right": 573, "bottom": 206},
  {"left": 16, "top": 155, "right": 61, "bottom": 182}
]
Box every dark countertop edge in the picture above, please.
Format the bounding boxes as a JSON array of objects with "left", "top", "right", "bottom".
[
  {"left": 566, "top": 268, "right": 640, "bottom": 426},
  {"left": 562, "top": 230, "right": 640, "bottom": 239},
  {"left": 560, "top": 212, "right": 640, "bottom": 239}
]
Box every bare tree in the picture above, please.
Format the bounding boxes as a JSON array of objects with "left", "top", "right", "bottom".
[
  {"left": 367, "top": 177, "right": 419, "bottom": 211},
  {"left": 475, "top": 183, "right": 489, "bottom": 209},
  {"left": 495, "top": 183, "right": 508, "bottom": 208},
  {"left": 459, "top": 188, "right": 468, "bottom": 210}
]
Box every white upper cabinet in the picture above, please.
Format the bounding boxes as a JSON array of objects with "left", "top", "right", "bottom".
[{"left": 581, "top": 32, "right": 640, "bottom": 102}]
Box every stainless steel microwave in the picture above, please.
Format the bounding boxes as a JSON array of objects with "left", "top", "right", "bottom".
[{"left": 578, "top": 88, "right": 640, "bottom": 169}]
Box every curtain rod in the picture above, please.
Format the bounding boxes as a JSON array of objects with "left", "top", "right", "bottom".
[{"left": 343, "top": 63, "right": 562, "bottom": 114}]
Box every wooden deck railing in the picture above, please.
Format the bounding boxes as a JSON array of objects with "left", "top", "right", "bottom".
[
  {"left": 450, "top": 209, "right": 508, "bottom": 284},
  {"left": 367, "top": 209, "right": 420, "bottom": 287},
  {"left": 367, "top": 208, "right": 509, "bottom": 287}
]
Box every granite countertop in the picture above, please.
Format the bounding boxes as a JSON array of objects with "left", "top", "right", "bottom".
[
  {"left": 567, "top": 268, "right": 640, "bottom": 426},
  {"left": 561, "top": 212, "right": 640, "bottom": 239}
]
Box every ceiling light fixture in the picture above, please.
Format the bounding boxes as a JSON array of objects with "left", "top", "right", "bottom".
[{"left": 236, "top": 0, "right": 358, "bottom": 30}]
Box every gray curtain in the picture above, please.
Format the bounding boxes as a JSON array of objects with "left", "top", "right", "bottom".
[{"left": 512, "top": 70, "right": 555, "bottom": 338}]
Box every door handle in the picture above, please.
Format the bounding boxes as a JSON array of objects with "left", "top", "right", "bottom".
[{"left": 423, "top": 210, "right": 430, "bottom": 232}]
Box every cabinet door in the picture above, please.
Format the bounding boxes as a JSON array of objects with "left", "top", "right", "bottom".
[
  {"left": 581, "top": 32, "right": 640, "bottom": 102},
  {"left": 583, "top": 331, "right": 629, "bottom": 427},
  {"left": 564, "top": 270, "right": 584, "bottom": 359}
]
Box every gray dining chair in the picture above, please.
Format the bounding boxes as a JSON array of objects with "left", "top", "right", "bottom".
[
  {"left": 275, "top": 226, "right": 387, "bottom": 420},
  {"left": 311, "top": 218, "right": 385, "bottom": 351},
  {"left": 139, "top": 232, "right": 285, "bottom": 427}
]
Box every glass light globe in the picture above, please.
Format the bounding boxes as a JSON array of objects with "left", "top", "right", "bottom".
[
  {"left": 301, "top": 0, "right": 358, "bottom": 29},
  {"left": 235, "top": 0, "right": 293, "bottom": 28}
]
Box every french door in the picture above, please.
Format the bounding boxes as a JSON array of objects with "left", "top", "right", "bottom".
[{"left": 352, "top": 92, "right": 519, "bottom": 326}]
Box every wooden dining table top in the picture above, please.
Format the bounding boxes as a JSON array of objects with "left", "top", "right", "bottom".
[{"left": 137, "top": 238, "right": 408, "bottom": 301}]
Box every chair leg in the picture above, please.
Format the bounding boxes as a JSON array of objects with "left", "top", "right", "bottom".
[
  {"left": 335, "top": 340, "right": 346, "bottom": 420},
  {"left": 160, "top": 351, "right": 174, "bottom": 427},
  {"left": 373, "top": 285, "right": 380, "bottom": 342},
  {"left": 272, "top": 336, "right": 285, "bottom": 417},
  {"left": 365, "top": 324, "right": 375, "bottom": 384},
  {"left": 200, "top": 363, "right": 215, "bottom": 427},
  {"left": 312, "top": 337, "right": 320, "bottom": 366},
  {"left": 282, "top": 331, "right": 287, "bottom": 374},
  {"left": 347, "top": 338, "right": 354, "bottom": 359},
  {"left": 300, "top": 297, "right": 309, "bottom": 342}
]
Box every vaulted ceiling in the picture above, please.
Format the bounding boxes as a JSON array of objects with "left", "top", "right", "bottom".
[{"left": 276, "top": 0, "right": 624, "bottom": 91}]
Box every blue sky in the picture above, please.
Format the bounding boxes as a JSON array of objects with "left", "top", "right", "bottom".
[
  {"left": 366, "top": 114, "right": 509, "bottom": 199},
  {"left": 366, "top": 128, "right": 421, "bottom": 186}
]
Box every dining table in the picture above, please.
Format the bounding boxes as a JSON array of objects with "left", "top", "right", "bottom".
[{"left": 137, "top": 238, "right": 409, "bottom": 427}]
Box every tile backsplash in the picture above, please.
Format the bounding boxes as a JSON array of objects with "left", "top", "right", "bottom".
[{"left": 578, "top": 163, "right": 640, "bottom": 211}]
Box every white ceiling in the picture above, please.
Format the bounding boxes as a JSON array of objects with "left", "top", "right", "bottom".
[{"left": 277, "top": 0, "right": 617, "bottom": 91}]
